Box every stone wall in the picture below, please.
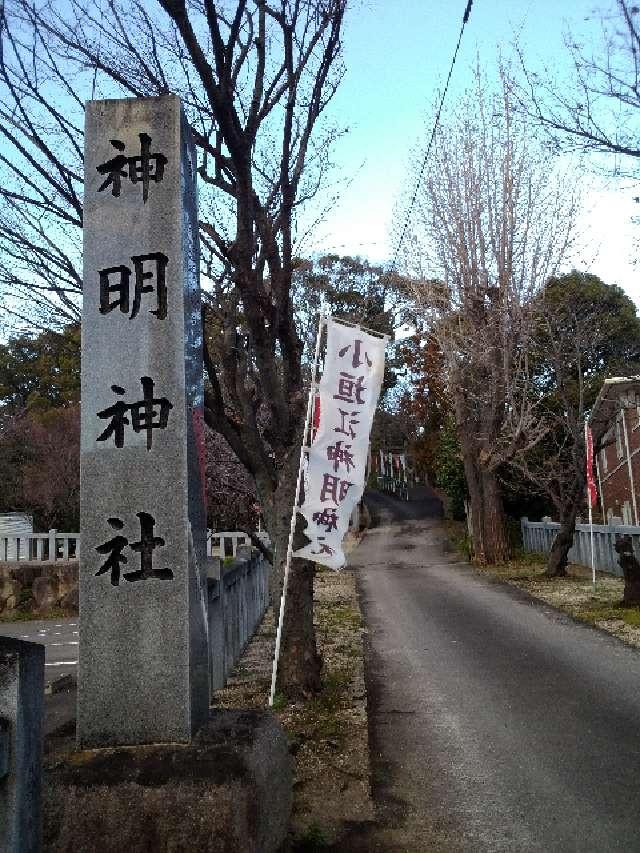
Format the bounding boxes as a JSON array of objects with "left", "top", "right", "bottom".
[
  {"left": 0, "top": 562, "right": 79, "bottom": 617},
  {"left": 207, "top": 548, "right": 270, "bottom": 694}
]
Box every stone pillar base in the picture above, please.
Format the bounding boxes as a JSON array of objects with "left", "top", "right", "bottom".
[{"left": 44, "top": 710, "right": 292, "bottom": 853}]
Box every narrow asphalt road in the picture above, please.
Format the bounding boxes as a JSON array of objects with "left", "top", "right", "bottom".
[
  {"left": 0, "top": 618, "right": 78, "bottom": 684},
  {"left": 353, "top": 490, "right": 640, "bottom": 852}
]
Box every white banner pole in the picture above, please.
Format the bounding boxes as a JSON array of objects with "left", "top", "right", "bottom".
[
  {"left": 595, "top": 456, "right": 606, "bottom": 522},
  {"left": 269, "top": 313, "right": 326, "bottom": 707},
  {"left": 585, "top": 420, "right": 596, "bottom": 592}
]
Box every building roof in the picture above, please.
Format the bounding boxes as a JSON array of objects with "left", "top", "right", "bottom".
[{"left": 589, "top": 376, "right": 640, "bottom": 434}]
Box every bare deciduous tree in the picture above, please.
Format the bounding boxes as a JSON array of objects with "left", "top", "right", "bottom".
[
  {"left": 402, "top": 68, "right": 578, "bottom": 564},
  {"left": 0, "top": 8, "right": 84, "bottom": 335},
  {"left": 0, "top": 0, "right": 347, "bottom": 696},
  {"left": 515, "top": 0, "right": 640, "bottom": 172}
]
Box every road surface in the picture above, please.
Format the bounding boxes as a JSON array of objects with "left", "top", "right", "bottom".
[
  {"left": 0, "top": 618, "right": 78, "bottom": 684},
  {"left": 353, "top": 489, "right": 640, "bottom": 852}
]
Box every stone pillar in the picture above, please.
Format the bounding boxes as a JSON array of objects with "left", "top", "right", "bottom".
[
  {"left": 223, "top": 583, "right": 232, "bottom": 680},
  {"left": 0, "top": 637, "right": 44, "bottom": 853},
  {"left": 79, "top": 95, "right": 208, "bottom": 748},
  {"left": 48, "top": 530, "right": 57, "bottom": 562},
  {"left": 250, "top": 559, "right": 258, "bottom": 634}
]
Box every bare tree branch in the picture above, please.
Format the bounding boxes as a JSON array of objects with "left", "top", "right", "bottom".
[{"left": 513, "top": 1, "right": 640, "bottom": 172}]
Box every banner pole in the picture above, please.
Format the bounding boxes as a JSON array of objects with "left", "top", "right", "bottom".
[
  {"left": 269, "top": 313, "right": 326, "bottom": 707},
  {"left": 588, "top": 490, "right": 595, "bottom": 592},
  {"left": 586, "top": 419, "right": 596, "bottom": 593},
  {"left": 596, "top": 456, "right": 605, "bottom": 522}
]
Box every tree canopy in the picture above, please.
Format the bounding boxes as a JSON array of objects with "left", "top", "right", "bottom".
[
  {"left": 1, "top": 0, "right": 348, "bottom": 696},
  {"left": 292, "top": 254, "right": 409, "bottom": 400},
  {"left": 510, "top": 271, "right": 640, "bottom": 575},
  {"left": 0, "top": 323, "right": 80, "bottom": 413},
  {"left": 534, "top": 272, "right": 640, "bottom": 402}
]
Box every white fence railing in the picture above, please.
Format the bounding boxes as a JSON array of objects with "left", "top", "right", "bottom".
[
  {"left": 1, "top": 529, "right": 270, "bottom": 563},
  {"left": 520, "top": 516, "right": 640, "bottom": 577},
  {"left": 207, "top": 531, "right": 270, "bottom": 559},
  {"left": 1, "top": 530, "right": 79, "bottom": 563},
  {"left": 3, "top": 511, "right": 359, "bottom": 564}
]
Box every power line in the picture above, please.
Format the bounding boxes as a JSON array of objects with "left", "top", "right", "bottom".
[{"left": 391, "top": 0, "right": 474, "bottom": 269}]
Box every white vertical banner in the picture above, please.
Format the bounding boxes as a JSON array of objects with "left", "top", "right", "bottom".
[{"left": 294, "top": 317, "right": 386, "bottom": 569}]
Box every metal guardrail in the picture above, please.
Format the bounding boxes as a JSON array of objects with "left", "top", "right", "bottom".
[{"left": 521, "top": 516, "right": 640, "bottom": 577}]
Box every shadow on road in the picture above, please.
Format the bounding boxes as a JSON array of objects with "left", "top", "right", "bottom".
[{"left": 363, "top": 486, "right": 443, "bottom": 528}]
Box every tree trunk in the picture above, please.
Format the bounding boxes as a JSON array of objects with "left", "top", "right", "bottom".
[
  {"left": 461, "top": 445, "right": 510, "bottom": 564},
  {"left": 260, "top": 452, "right": 322, "bottom": 699},
  {"left": 546, "top": 511, "right": 577, "bottom": 577},
  {"left": 480, "top": 468, "right": 510, "bottom": 563},
  {"left": 278, "top": 556, "right": 322, "bottom": 698},
  {"left": 614, "top": 535, "right": 640, "bottom": 605},
  {"left": 546, "top": 479, "right": 584, "bottom": 577}
]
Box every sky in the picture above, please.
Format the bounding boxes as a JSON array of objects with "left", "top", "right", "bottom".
[
  {"left": 1, "top": 0, "right": 637, "bottom": 344},
  {"left": 302, "top": 0, "right": 640, "bottom": 305}
]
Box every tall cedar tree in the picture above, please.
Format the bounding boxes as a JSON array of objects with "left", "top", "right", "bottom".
[{"left": 397, "top": 334, "right": 449, "bottom": 479}]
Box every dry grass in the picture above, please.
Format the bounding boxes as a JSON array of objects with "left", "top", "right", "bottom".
[{"left": 212, "top": 540, "right": 374, "bottom": 849}]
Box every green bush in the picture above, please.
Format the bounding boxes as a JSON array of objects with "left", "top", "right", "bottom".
[
  {"left": 295, "top": 823, "right": 331, "bottom": 851},
  {"left": 433, "top": 416, "right": 467, "bottom": 520}
]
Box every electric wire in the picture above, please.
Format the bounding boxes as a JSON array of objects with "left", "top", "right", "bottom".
[{"left": 391, "top": 0, "right": 474, "bottom": 270}]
